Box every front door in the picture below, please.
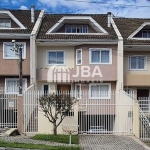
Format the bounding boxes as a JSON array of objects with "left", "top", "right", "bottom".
[{"left": 57, "top": 84, "right": 71, "bottom": 92}]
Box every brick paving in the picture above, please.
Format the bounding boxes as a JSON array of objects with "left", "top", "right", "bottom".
[
  {"left": 79, "top": 135, "right": 149, "bottom": 150},
  {"left": 0, "top": 134, "right": 149, "bottom": 150}
]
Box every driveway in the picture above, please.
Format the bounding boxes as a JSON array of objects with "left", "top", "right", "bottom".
[{"left": 79, "top": 135, "right": 150, "bottom": 150}]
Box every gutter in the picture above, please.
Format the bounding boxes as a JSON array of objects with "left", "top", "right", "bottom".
[{"left": 30, "top": 10, "right": 45, "bottom": 85}]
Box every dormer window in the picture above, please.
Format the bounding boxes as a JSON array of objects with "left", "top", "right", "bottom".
[
  {"left": 65, "top": 25, "right": 88, "bottom": 33},
  {"left": 142, "top": 30, "right": 150, "bottom": 38},
  {"left": 0, "top": 19, "right": 11, "bottom": 28}
]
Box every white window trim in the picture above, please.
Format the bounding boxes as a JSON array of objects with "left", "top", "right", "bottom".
[
  {"left": 3, "top": 42, "right": 26, "bottom": 59},
  {"left": 65, "top": 25, "right": 88, "bottom": 33},
  {"left": 89, "top": 83, "right": 111, "bottom": 99},
  {"left": 42, "top": 83, "right": 50, "bottom": 94},
  {"left": 129, "top": 55, "right": 147, "bottom": 71},
  {"left": 75, "top": 84, "right": 81, "bottom": 99},
  {"left": 0, "top": 11, "right": 26, "bottom": 29},
  {"left": 142, "top": 30, "right": 150, "bottom": 38},
  {"left": 0, "top": 19, "right": 11, "bottom": 28},
  {"left": 89, "top": 48, "right": 112, "bottom": 64},
  {"left": 76, "top": 49, "right": 82, "bottom": 65},
  {"left": 5, "top": 78, "right": 27, "bottom": 94},
  {"left": 46, "top": 50, "right": 66, "bottom": 66}
]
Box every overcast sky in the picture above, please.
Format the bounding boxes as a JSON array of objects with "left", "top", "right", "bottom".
[{"left": 1, "top": 0, "right": 150, "bottom": 18}]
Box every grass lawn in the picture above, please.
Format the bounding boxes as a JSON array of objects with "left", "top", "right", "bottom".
[
  {"left": 31, "top": 134, "right": 79, "bottom": 144},
  {"left": 0, "top": 140, "right": 80, "bottom": 150}
]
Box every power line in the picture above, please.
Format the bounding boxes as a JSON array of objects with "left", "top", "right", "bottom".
[{"left": 65, "top": 0, "right": 150, "bottom": 8}]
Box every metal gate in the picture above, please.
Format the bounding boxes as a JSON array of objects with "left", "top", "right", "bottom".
[
  {"left": 0, "top": 90, "right": 17, "bottom": 128},
  {"left": 78, "top": 91, "right": 134, "bottom": 134},
  {"left": 139, "top": 97, "right": 150, "bottom": 141},
  {"left": 23, "top": 87, "right": 39, "bottom": 134}
]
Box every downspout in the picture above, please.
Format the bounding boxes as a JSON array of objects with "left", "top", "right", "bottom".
[
  {"left": 111, "top": 16, "right": 123, "bottom": 91},
  {"left": 30, "top": 10, "right": 45, "bottom": 86}
]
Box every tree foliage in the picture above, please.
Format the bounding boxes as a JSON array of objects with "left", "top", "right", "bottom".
[{"left": 38, "top": 93, "right": 77, "bottom": 135}]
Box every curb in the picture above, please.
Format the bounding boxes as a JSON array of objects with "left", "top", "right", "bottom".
[{"left": 130, "top": 136, "right": 150, "bottom": 150}]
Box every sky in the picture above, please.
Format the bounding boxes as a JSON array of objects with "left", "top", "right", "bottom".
[{"left": 1, "top": 0, "right": 150, "bottom": 18}]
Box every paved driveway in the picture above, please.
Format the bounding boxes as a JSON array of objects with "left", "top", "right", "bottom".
[{"left": 79, "top": 135, "right": 150, "bottom": 150}]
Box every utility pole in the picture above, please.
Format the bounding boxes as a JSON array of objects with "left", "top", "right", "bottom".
[{"left": 12, "top": 40, "right": 23, "bottom": 94}]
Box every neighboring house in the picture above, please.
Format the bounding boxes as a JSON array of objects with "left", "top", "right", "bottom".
[
  {"left": 114, "top": 18, "right": 150, "bottom": 102},
  {"left": 0, "top": 7, "right": 44, "bottom": 94}
]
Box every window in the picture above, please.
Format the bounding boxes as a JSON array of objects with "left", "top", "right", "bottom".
[
  {"left": 3, "top": 42, "right": 26, "bottom": 59},
  {"left": 65, "top": 25, "right": 88, "bottom": 33},
  {"left": 47, "top": 51, "right": 65, "bottom": 65},
  {"left": 142, "top": 30, "right": 150, "bottom": 38},
  {"left": 90, "top": 48, "right": 112, "bottom": 64},
  {"left": 76, "top": 49, "right": 82, "bottom": 65},
  {"left": 75, "top": 84, "right": 81, "bottom": 99},
  {"left": 89, "top": 83, "right": 111, "bottom": 99},
  {"left": 0, "top": 19, "right": 11, "bottom": 28},
  {"left": 5, "top": 78, "right": 27, "bottom": 94},
  {"left": 129, "top": 56, "right": 146, "bottom": 70},
  {"left": 42, "top": 84, "right": 50, "bottom": 95}
]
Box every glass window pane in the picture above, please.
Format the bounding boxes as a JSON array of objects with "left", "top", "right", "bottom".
[
  {"left": 101, "top": 51, "right": 109, "bottom": 63},
  {"left": 100, "top": 85, "right": 109, "bottom": 97},
  {"left": 72, "top": 26, "right": 77, "bottom": 33},
  {"left": 91, "top": 85, "right": 99, "bottom": 97},
  {"left": 143, "top": 31, "right": 147, "bottom": 38},
  {"left": 57, "top": 52, "right": 64, "bottom": 64},
  {"left": 82, "top": 26, "right": 88, "bottom": 33},
  {"left": 91, "top": 51, "right": 100, "bottom": 63},
  {"left": 148, "top": 31, "right": 150, "bottom": 38},
  {"left": 49, "top": 52, "right": 56, "bottom": 64},
  {"left": 75, "top": 85, "right": 81, "bottom": 98},
  {"left": 77, "top": 50, "right": 81, "bottom": 64},
  {"left": 66, "top": 26, "right": 71, "bottom": 33},
  {"left": 138, "top": 56, "right": 145, "bottom": 69},
  {"left": 130, "top": 57, "right": 137, "bottom": 69}
]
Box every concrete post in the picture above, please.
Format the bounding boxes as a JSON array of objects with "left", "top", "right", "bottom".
[
  {"left": 17, "top": 95, "right": 23, "bottom": 133},
  {"left": 133, "top": 102, "right": 140, "bottom": 138}
]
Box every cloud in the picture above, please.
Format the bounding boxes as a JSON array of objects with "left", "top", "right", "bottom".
[
  {"left": 38, "top": 0, "right": 150, "bottom": 18},
  {"left": 19, "top": 5, "right": 28, "bottom": 10}
]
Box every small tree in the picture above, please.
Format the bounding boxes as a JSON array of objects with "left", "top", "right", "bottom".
[{"left": 38, "top": 92, "right": 77, "bottom": 135}]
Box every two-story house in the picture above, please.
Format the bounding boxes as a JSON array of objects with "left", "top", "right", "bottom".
[{"left": 0, "top": 7, "right": 44, "bottom": 94}]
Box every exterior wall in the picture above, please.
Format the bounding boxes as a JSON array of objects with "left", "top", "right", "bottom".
[
  {"left": 0, "top": 39, "right": 30, "bottom": 76},
  {"left": 38, "top": 103, "right": 78, "bottom": 134},
  {"left": 57, "top": 24, "right": 97, "bottom": 33},
  {"left": 36, "top": 44, "right": 117, "bottom": 82},
  {"left": 124, "top": 51, "right": 150, "bottom": 86},
  {"left": 0, "top": 76, "right": 30, "bottom": 87}
]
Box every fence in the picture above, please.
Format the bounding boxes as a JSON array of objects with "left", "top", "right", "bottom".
[
  {"left": 22, "top": 90, "right": 134, "bottom": 135},
  {"left": 139, "top": 97, "right": 150, "bottom": 141},
  {"left": 0, "top": 90, "right": 17, "bottom": 128}
]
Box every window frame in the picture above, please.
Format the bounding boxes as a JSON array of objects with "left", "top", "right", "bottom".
[
  {"left": 5, "top": 78, "right": 27, "bottom": 94},
  {"left": 65, "top": 25, "right": 88, "bottom": 33},
  {"left": 142, "top": 30, "right": 150, "bottom": 38},
  {"left": 42, "top": 83, "right": 50, "bottom": 95},
  {"left": 129, "top": 55, "right": 147, "bottom": 70},
  {"left": 0, "top": 19, "right": 11, "bottom": 28},
  {"left": 89, "top": 48, "right": 112, "bottom": 64},
  {"left": 76, "top": 49, "right": 82, "bottom": 65},
  {"left": 3, "top": 42, "right": 26, "bottom": 59},
  {"left": 89, "top": 83, "right": 111, "bottom": 99},
  {"left": 75, "top": 84, "right": 81, "bottom": 99},
  {"left": 47, "top": 50, "right": 65, "bottom": 65}
]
